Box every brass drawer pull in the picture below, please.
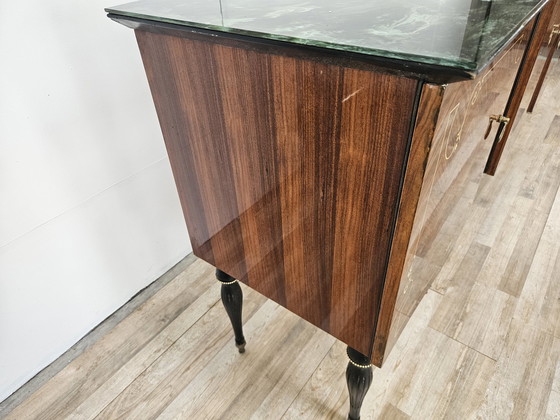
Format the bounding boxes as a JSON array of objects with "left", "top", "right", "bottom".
[{"left": 484, "top": 114, "right": 510, "bottom": 139}]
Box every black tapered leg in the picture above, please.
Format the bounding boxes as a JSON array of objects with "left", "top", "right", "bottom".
[
  {"left": 216, "top": 269, "right": 246, "bottom": 353},
  {"left": 346, "top": 347, "right": 373, "bottom": 420}
]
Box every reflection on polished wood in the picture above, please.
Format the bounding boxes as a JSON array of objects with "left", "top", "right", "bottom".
[{"left": 136, "top": 27, "right": 420, "bottom": 357}]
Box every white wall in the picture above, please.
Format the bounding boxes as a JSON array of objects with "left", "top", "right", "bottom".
[{"left": 0, "top": 1, "right": 191, "bottom": 401}]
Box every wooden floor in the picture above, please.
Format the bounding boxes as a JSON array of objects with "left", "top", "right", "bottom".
[{"left": 2, "top": 59, "right": 560, "bottom": 420}]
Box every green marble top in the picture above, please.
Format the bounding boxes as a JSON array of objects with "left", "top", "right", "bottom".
[{"left": 106, "top": 0, "right": 546, "bottom": 73}]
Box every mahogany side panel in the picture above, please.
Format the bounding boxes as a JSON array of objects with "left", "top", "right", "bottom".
[{"left": 135, "top": 28, "right": 419, "bottom": 355}]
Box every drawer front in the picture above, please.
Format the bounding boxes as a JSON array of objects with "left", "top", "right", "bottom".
[
  {"left": 413, "top": 23, "right": 533, "bottom": 254},
  {"left": 379, "top": 21, "right": 535, "bottom": 363}
]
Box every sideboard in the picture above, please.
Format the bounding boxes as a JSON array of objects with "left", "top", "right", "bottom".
[{"left": 106, "top": 1, "right": 554, "bottom": 418}]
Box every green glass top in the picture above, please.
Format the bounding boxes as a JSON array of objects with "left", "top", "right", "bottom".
[{"left": 106, "top": 0, "right": 546, "bottom": 73}]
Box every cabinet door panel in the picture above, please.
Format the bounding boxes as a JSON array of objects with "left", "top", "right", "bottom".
[{"left": 377, "top": 20, "right": 534, "bottom": 364}]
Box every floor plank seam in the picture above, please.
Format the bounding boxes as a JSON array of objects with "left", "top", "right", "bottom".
[
  {"left": 87, "top": 293, "right": 223, "bottom": 420},
  {"left": 277, "top": 341, "right": 338, "bottom": 420}
]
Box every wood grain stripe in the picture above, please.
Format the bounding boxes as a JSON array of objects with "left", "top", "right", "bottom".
[{"left": 135, "top": 27, "right": 418, "bottom": 355}]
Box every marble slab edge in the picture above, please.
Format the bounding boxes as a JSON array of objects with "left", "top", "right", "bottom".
[{"left": 107, "top": 13, "right": 476, "bottom": 85}]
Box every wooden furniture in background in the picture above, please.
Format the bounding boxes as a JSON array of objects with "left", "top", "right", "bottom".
[
  {"left": 529, "top": 29, "right": 560, "bottom": 111},
  {"left": 106, "top": 1, "right": 553, "bottom": 418},
  {"left": 529, "top": 0, "right": 560, "bottom": 112}
]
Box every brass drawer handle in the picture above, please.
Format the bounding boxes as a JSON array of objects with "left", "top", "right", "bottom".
[{"left": 484, "top": 114, "right": 510, "bottom": 139}]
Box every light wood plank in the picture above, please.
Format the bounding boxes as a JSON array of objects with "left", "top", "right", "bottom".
[
  {"left": 281, "top": 341, "right": 348, "bottom": 420},
  {"left": 4, "top": 259, "right": 217, "bottom": 420},
  {"left": 544, "top": 115, "right": 560, "bottom": 144},
  {"left": 546, "top": 390, "right": 560, "bottom": 420},
  {"left": 250, "top": 331, "right": 336, "bottom": 419},
  {"left": 67, "top": 285, "right": 221, "bottom": 420},
  {"left": 429, "top": 349, "right": 496, "bottom": 419},
  {"left": 498, "top": 143, "right": 560, "bottom": 297},
  {"left": 429, "top": 242, "right": 490, "bottom": 337},
  {"left": 377, "top": 404, "right": 410, "bottom": 420},
  {"left": 467, "top": 288, "right": 517, "bottom": 360},
  {"left": 514, "top": 177, "right": 560, "bottom": 337},
  {"left": 364, "top": 290, "right": 444, "bottom": 419},
  {"left": 475, "top": 319, "right": 560, "bottom": 420},
  {"left": 547, "top": 342, "right": 560, "bottom": 420},
  {"left": 155, "top": 301, "right": 325, "bottom": 420},
  {"left": 95, "top": 284, "right": 266, "bottom": 419}
]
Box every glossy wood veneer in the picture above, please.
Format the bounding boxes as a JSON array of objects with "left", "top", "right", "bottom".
[{"left": 135, "top": 28, "right": 421, "bottom": 357}]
